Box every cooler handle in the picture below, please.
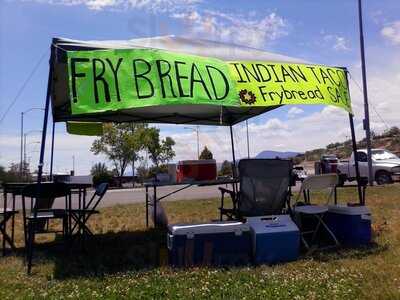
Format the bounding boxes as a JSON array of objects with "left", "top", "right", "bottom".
[
  {"left": 234, "top": 229, "right": 243, "bottom": 236},
  {"left": 361, "top": 214, "right": 372, "bottom": 221},
  {"left": 167, "top": 234, "right": 173, "bottom": 250}
]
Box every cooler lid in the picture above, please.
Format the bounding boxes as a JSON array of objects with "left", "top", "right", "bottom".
[
  {"left": 168, "top": 221, "right": 250, "bottom": 235},
  {"left": 328, "top": 205, "right": 371, "bottom": 215},
  {"left": 246, "top": 215, "right": 299, "bottom": 233}
]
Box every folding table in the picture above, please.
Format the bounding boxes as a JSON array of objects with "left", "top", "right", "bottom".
[
  {"left": 144, "top": 178, "right": 238, "bottom": 228},
  {"left": 62, "top": 182, "right": 92, "bottom": 242}
]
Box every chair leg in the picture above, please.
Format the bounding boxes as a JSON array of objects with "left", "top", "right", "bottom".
[
  {"left": 310, "top": 215, "right": 323, "bottom": 246},
  {"left": 27, "top": 222, "right": 35, "bottom": 275},
  {"left": 2, "top": 220, "right": 6, "bottom": 256},
  {"left": 320, "top": 218, "right": 340, "bottom": 247}
]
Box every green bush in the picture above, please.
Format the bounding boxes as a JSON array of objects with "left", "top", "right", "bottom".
[{"left": 91, "top": 162, "right": 113, "bottom": 186}]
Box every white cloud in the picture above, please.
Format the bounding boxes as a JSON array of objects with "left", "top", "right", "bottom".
[
  {"left": 172, "top": 10, "right": 288, "bottom": 48},
  {"left": 16, "top": 0, "right": 288, "bottom": 48},
  {"left": 17, "top": 0, "right": 200, "bottom": 12},
  {"left": 323, "top": 34, "right": 350, "bottom": 51},
  {"left": 287, "top": 107, "right": 304, "bottom": 118},
  {"left": 381, "top": 21, "right": 400, "bottom": 45}
]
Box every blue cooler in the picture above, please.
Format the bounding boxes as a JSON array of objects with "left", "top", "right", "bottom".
[
  {"left": 167, "top": 221, "right": 251, "bottom": 267},
  {"left": 247, "top": 215, "right": 300, "bottom": 265},
  {"left": 326, "top": 205, "right": 371, "bottom": 246}
]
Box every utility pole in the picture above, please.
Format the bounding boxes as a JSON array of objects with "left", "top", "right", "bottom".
[
  {"left": 20, "top": 107, "right": 44, "bottom": 176},
  {"left": 184, "top": 126, "right": 200, "bottom": 159},
  {"left": 20, "top": 112, "right": 24, "bottom": 176},
  {"left": 357, "top": 0, "right": 374, "bottom": 186},
  {"left": 23, "top": 130, "right": 42, "bottom": 178},
  {"left": 23, "top": 134, "right": 27, "bottom": 177},
  {"left": 196, "top": 125, "right": 200, "bottom": 159},
  {"left": 72, "top": 155, "right": 75, "bottom": 175}
]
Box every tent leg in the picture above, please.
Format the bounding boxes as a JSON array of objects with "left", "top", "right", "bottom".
[
  {"left": 37, "top": 50, "right": 54, "bottom": 184},
  {"left": 229, "top": 125, "right": 237, "bottom": 193},
  {"left": 49, "top": 121, "right": 55, "bottom": 181},
  {"left": 349, "top": 113, "right": 364, "bottom": 205}
]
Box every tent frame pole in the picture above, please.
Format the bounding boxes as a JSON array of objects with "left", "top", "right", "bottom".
[
  {"left": 348, "top": 113, "right": 364, "bottom": 205},
  {"left": 229, "top": 125, "right": 237, "bottom": 193},
  {"left": 49, "top": 120, "right": 55, "bottom": 181},
  {"left": 37, "top": 47, "right": 54, "bottom": 184}
]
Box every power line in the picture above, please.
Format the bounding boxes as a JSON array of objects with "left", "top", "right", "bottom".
[
  {"left": 348, "top": 72, "right": 391, "bottom": 132},
  {"left": 0, "top": 49, "right": 48, "bottom": 124}
]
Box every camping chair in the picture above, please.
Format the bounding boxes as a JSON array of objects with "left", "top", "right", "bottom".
[
  {"left": 69, "top": 183, "right": 109, "bottom": 237},
  {"left": 21, "top": 182, "right": 70, "bottom": 274},
  {"left": 1, "top": 197, "right": 18, "bottom": 255},
  {"left": 292, "top": 174, "right": 340, "bottom": 253},
  {"left": 219, "top": 159, "right": 293, "bottom": 220}
]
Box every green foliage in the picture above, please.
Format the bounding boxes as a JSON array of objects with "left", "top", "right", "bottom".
[
  {"left": 0, "top": 165, "right": 6, "bottom": 184},
  {"left": 382, "top": 126, "right": 400, "bottom": 138},
  {"left": 199, "top": 146, "right": 213, "bottom": 160},
  {"left": 143, "top": 127, "right": 176, "bottom": 167},
  {"left": 91, "top": 162, "right": 113, "bottom": 186},
  {"left": 292, "top": 154, "right": 305, "bottom": 165},
  {"left": 136, "top": 164, "right": 169, "bottom": 182},
  {"left": 218, "top": 160, "right": 232, "bottom": 176},
  {"left": 0, "top": 162, "right": 32, "bottom": 183},
  {"left": 304, "top": 148, "right": 325, "bottom": 161},
  {"left": 91, "top": 123, "right": 147, "bottom": 176}
]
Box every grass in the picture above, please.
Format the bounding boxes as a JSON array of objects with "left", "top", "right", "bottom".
[{"left": 0, "top": 184, "right": 399, "bottom": 299}]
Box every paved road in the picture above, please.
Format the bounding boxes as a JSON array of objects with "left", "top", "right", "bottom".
[
  {"left": 2, "top": 182, "right": 302, "bottom": 209},
  {"left": 99, "top": 182, "right": 302, "bottom": 208}
]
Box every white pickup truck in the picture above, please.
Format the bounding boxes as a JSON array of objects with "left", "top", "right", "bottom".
[{"left": 337, "top": 149, "right": 400, "bottom": 185}]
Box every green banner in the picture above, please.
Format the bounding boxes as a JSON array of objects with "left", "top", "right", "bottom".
[
  {"left": 66, "top": 121, "right": 103, "bottom": 136},
  {"left": 228, "top": 62, "right": 350, "bottom": 111},
  {"left": 67, "top": 49, "right": 351, "bottom": 114}
]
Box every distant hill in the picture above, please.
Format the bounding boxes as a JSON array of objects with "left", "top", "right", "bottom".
[
  {"left": 256, "top": 150, "right": 302, "bottom": 159},
  {"left": 300, "top": 126, "right": 400, "bottom": 162}
]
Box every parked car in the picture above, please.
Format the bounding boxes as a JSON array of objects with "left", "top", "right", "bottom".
[
  {"left": 292, "top": 166, "right": 307, "bottom": 182},
  {"left": 337, "top": 149, "right": 400, "bottom": 185},
  {"left": 315, "top": 154, "right": 339, "bottom": 175}
]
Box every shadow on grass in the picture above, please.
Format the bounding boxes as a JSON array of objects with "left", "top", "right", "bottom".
[
  {"left": 304, "top": 241, "right": 389, "bottom": 262},
  {"left": 22, "top": 228, "right": 167, "bottom": 279},
  {"left": 15, "top": 230, "right": 388, "bottom": 279}
]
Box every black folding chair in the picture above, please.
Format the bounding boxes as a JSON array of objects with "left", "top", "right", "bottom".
[
  {"left": 1, "top": 200, "right": 18, "bottom": 255},
  {"left": 219, "top": 159, "right": 293, "bottom": 220},
  {"left": 69, "top": 183, "right": 109, "bottom": 237},
  {"left": 2, "top": 183, "right": 27, "bottom": 254},
  {"left": 21, "top": 182, "right": 70, "bottom": 274}
]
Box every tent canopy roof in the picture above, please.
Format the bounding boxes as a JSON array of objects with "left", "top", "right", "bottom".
[{"left": 52, "top": 35, "right": 309, "bottom": 64}]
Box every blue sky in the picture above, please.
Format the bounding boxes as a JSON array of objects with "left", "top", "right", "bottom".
[{"left": 1, "top": 0, "right": 399, "bottom": 174}]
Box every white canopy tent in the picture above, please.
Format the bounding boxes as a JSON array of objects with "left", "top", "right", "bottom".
[{"left": 36, "top": 35, "right": 363, "bottom": 204}]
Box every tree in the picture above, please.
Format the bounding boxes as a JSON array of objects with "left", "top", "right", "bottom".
[
  {"left": 143, "top": 127, "right": 176, "bottom": 168},
  {"left": 0, "top": 165, "right": 6, "bottom": 184},
  {"left": 91, "top": 123, "right": 147, "bottom": 177},
  {"left": 219, "top": 160, "right": 232, "bottom": 176},
  {"left": 199, "top": 146, "right": 213, "bottom": 160},
  {"left": 0, "top": 162, "right": 31, "bottom": 183},
  {"left": 90, "top": 162, "right": 112, "bottom": 186},
  {"left": 387, "top": 126, "right": 400, "bottom": 137}
]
